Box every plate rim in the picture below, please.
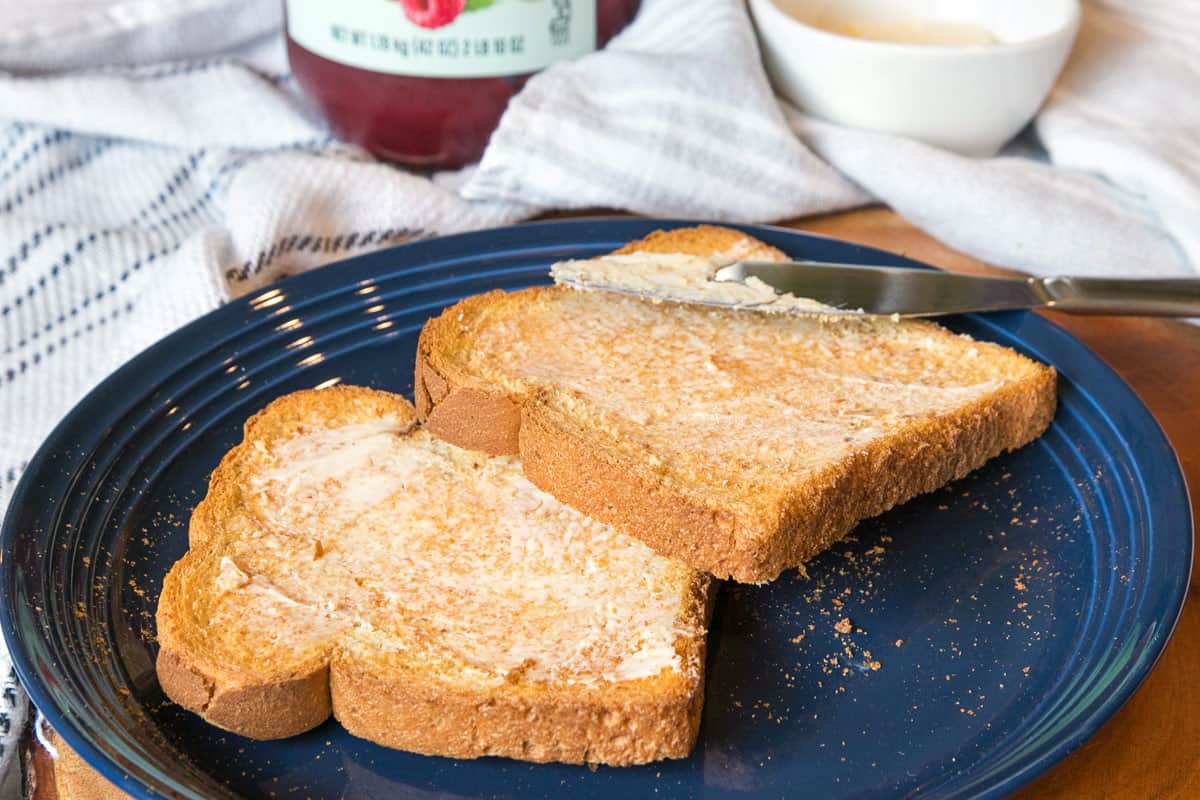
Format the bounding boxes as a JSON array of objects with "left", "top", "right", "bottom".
[{"left": 2, "top": 217, "right": 1192, "bottom": 800}]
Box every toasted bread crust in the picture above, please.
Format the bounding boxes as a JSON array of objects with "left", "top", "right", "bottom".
[
  {"left": 416, "top": 337, "right": 522, "bottom": 456},
  {"left": 610, "top": 224, "right": 789, "bottom": 261},
  {"left": 518, "top": 329, "right": 1055, "bottom": 580},
  {"left": 415, "top": 226, "right": 1058, "bottom": 582},
  {"left": 519, "top": 398, "right": 746, "bottom": 575},
  {"left": 332, "top": 575, "right": 713, "bottom": 764},
  {"left": 155, "top": 644, "right": 333, "bottom": 740},
  {"left": 156, "top": 386, "right": 712, "bottom": 764}
]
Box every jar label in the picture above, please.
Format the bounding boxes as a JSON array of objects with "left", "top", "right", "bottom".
[{"left": 286, "top": 0, "right": 599, "bottom": 78}]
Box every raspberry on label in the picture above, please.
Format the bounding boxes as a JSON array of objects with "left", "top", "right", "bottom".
[{"left": 398, "top": 0, "right": 467, "bottom": 29}]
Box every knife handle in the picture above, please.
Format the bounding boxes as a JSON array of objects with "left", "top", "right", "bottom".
[{"left": 1033, "top": 276, "right": 1200, "bottom": 316}]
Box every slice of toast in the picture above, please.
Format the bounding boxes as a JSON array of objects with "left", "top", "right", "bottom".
[
  {"left": 416, "top": 225, "right": 1057, "bottom": 583},
  {"left": 155, "top": 386, "right": 713, "bottom": 765}
]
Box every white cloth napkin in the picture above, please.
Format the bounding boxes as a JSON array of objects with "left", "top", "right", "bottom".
[
  {"left": 0, "top": 0, "right": 1197, "bottom": 792},
  {"left": 0, "top": 0, "right": 283, "bottom": 73}
]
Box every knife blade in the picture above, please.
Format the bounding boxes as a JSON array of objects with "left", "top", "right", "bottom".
[{"left": 715, "top": 261, "right": 1200, "bottom": 317}]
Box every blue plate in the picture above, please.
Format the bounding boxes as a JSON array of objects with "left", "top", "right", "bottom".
[{"left": 1, "top": 219, "right": 1191, "bottom": 799}]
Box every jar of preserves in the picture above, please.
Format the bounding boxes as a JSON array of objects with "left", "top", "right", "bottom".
[{"left": 285, "top": 0, "right": 640, "bottom": 168}]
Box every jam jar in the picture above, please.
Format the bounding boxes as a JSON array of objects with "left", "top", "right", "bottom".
[{"left": 285, "top": 0, "right": 640, "bottom": 168}]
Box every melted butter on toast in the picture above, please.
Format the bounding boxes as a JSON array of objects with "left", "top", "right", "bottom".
[
  {"left": 463, "top": 291, "right": 1008, "bottom": 500},
  {"left": 207, "top": 416, "right": 697, "bottom": 686}
]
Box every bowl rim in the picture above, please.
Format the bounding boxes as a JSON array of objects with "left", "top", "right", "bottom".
[{"left": 749, "top": 0, "right": 1081, "bottom": 57}]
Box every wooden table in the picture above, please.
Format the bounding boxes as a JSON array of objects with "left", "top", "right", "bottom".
[{"left": 27, "top": 208, "right": 1200, "bottom": 799}]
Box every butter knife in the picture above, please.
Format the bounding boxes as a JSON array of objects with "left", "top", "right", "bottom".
[{"left": 714, "top": 261, "right": 1200, "bottom": 317}]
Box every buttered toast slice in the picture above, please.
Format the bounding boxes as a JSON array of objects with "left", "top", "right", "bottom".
[
  {"left": 416, "top": 226, "right": 1057, "bottom": 583},
  {"left": 156, "top": 387, "right": 712, "bottom": 765}
]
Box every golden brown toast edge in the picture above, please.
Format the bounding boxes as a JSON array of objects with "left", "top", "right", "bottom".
[
  {"left": 155, "top": 385, "right": 713, "bottom": 765},
  {"left": 414, "top": 226, "right": 1058, "bottom": 582}
]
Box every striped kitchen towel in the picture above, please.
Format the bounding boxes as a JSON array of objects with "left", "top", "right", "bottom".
[{"left": 0, "top": 0, "right": 1197, "bottom": 792}]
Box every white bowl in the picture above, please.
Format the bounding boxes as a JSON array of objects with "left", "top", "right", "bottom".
[{"left": 749, "top": 0, "right": 1080, "bottom": 156}]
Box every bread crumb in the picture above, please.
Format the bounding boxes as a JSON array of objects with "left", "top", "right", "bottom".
[
  {"left": 895, "top": 639, "right": 904, "bottom": 647},
  {"left": 834, "top": 617, "right": 853, "bottom": 634},
  {"left": 790, "top": 633, "right": 806, "bottom": 644}
]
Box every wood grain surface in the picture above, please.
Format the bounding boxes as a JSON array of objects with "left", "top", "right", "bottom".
[{"left": 24, "top": 208, "right": 1199, "bottom": 798}]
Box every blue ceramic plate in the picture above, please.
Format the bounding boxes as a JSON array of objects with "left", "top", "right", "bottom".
[{"left": 2, "top": 220, "right": 1191, "bottom": 799}]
